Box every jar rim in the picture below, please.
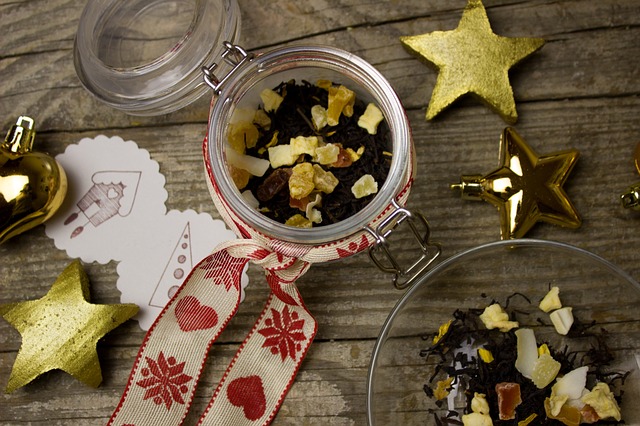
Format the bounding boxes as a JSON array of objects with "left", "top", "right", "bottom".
[
  {"left": 74, "top": 0, "right": 241, "bottom": 116},
  {"left": 206, "top": 45, "right": 413, "bottom": 245}
]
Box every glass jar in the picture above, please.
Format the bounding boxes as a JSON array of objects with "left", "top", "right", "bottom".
[
  {"left": 74, "top": 0, "right": 240, "bottom": 115},
  {"left": 204, "top": 43, "right": 414, "bottom": 247}
]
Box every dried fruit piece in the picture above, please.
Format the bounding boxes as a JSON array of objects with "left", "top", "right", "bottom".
[
  {"left": 496, "top": 382, "right": 522, "bottom": 420},
  {"left": 515, "top": 328, "right": 538, "bottom": 379},
  {"left": 326, "top": 85, "right": 355, "bottom": 126},
  {"left": 268, "top": 144, "right": 298, "bottom": 169},
  {"left": 332, "top": 147, "right": 354, "bottom": 168},
  {"left": 471, "top": 392, "right": 490, "bottom": 415},
  {"left": 226, "top": 148, "right": 270, "bottom": 177},
  {"left": 478, "top": 348, "right": 494, "bottom": 363},
  {"left": 260, "top": 88, "right": 284, "bottom": 112},
  {"left": 517, "top": 413, "right": 537, "bottom": 426},
  {"left": 461, "top": 412, "right": 493, "bottom": 426},
  {"left": 253, "top": 108, "right": 271, "bottom": 129},
  {"left": 581, "top": 383, "right": 621, "bottom": 421},
  {"left": 433, "top": 319, "right": 453, "bottom": 345},
  {"left": 538, "top": 343, "right": 551, "bottom": 356},
  {"left": 539, "top": 286, "right": 562, "bottom": 312},
  {"left": 346, "top": 146, "right": 365, "bottom": 162},
  {"left": 312, "top": 164, "right": 338, "bottom": 194},
  {"left": 311, "top": 105, "right": 328, "bottom": 130},
  {"left": 358, "top": 103, "right": 384, "bottom": 134},
  {"left": 314, "top": 143, "right": 340, "bottom": 165},
  {"left": 552, "top": 366, "right": 588, "bottom": 401},
  {"left": 433, "top": 376, "right": 453, "bottom": 400},
  {"left": 290, "top": 135, "right": 319, "bottom": 157},
  {"left": 256, "top": 168, "right": 292, "bottom": 202},
  {"left": 580, "top": 404, "right": 600, "bottom": 423},
  {"left": 351, "top": 174, "right": 378, "bottom": 198},
  {"left": 549, "top": 307, "right": 574, "bottom": 335},
  {"left": 531, "top": 353, "right": 561, "bottom": 389},
  {"left": 229, "top": 165, "right": 251, "bottom": 190},
  {"left": 228, "top": 122, "right": 260, "bottom": 150},
  {"left": 479, "top": 303, "right": 519, "bottom": 332},
  {"left": 305, "top": 193, "right": 322, "bottom": 224},
  {"left": 289, "top": 162, "right": 315, "bottom": 200},
  {"left": 545, "top": 397, "right": 581, "bottom": 426},
  {"left": 285, "top": 214, "right": 312, "bottom": 228}
]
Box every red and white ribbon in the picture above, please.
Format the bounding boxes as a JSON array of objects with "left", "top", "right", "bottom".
[{"left": 108, "top": 135, "right": 413, "bottom": 425}]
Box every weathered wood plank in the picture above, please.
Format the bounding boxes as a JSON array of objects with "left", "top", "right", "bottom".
[{"left": 1, "top": 0, "right": 640, "bottom": 424}]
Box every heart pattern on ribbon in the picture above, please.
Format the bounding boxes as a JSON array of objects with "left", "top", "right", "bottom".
[
  {"left": 227, "top": 375, "right": 267, "bottom": 421},
  {"left": 174, "top": 296, "right": 219, "bottom": 332}
]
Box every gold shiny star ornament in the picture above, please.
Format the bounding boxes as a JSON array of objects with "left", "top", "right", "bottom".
[
  {"left": 400, "top": 0, "right": 545, "bottom": 123},
  {"left": 451, "top": 127, "right": 581, "bottom": 239},
  {"left": 0, "top": 260, "right": 138, "bottom": 393}
]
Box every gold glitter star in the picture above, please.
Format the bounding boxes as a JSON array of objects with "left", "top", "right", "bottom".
[
  {"left": 451, "top": 127, "right": 581, "bottom": 239},
  {"left": 0, "top": 260, "right": 138, "bottom": 393},
  {"left": 400, "top": 0, "right": 545, "bottom": 123}
]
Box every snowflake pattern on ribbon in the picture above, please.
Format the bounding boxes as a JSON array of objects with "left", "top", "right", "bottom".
[
  {"left": 199, "top": 251, "right": 246, "bottom": 292},
  {"left": 136, "top": 351, "right": 193, "bottom": 410},
  {"left": 258, "top": 306, "right": 306, "bottom": 362}
]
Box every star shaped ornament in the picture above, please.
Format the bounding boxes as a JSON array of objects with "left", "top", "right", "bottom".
[
  {"left": 400, "top": 0, "right": 545, "bottom": 123},
  {"left": 0, "top": 260, "right": 138, "bottom": 393},
  {"left": 451, "top": 127, "right": 581, "bottom": 239}
]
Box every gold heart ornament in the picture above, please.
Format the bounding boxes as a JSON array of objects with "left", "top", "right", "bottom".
[{"left": 0, "top": 116, "right": 67, "bottom": 243}]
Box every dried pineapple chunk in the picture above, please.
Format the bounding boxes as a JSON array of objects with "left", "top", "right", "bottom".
[
  {"left": 311, "top": 105, "right": 328, "bottom": 130},
  {"left": 260, "top": 88, "right": 284, "bottom": 112},
  {"left": 531, "top": 353, "right": 561, "bottom": 389},
  {"left": 290, "top": 135, "right": 319, "bottom": 157},
  {"left": 479, "top": 303, "right": 519, "bottom": 332},
  {"left": 268, "top": 144, "right": 298, "bottom": 169},
  {"left": 581, "top": 382, "right": 621, "bottom": 421},
  {"left": 358, "top": 103, "right": 384, "bottom": 135},
  {"left": 229, "top": 165, "right": 251, "bottom": 190},
  {"left": 312, "top": 164, "right": 339, "bottom": 194},
  {"left": 227, "top": 122, "right": 259, "bottom": 153},
  {"left": 285, "top": 214, "right": 313, "bottom": 228},
  {"left": 539, "top": 286, "right": 562, "bottom": 312},
  {"left": 346, "top": 146, "right": 365, "bottom": 162},
  {"left": 315, "top": 143, "right": 340, "bottom": 165},
  {"left": 253, "top": 108, "right": 271, "bottom": 129},
  {"left": 327, "top": 85, "right": 355, "bottom": 126},
  {"left": 351, "top": 174, "right": 378, "bottom": 198},
  {"left": 471, "top": 392, "right": 490, "bottom": 415},
  {"left": 461, "top": 412, "right": 493, "bottom": 426},
  {"left": 289, "top": 162, "right": 315, "bottom": 199}
]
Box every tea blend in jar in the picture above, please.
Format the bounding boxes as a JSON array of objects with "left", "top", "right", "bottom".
[{"left": 225, "top": 79, "right": 392, "bottom": 228}]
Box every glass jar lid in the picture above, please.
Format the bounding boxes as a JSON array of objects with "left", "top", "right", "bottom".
[{"left": 74, "top": 0, "right": 241, "bottom": 116}]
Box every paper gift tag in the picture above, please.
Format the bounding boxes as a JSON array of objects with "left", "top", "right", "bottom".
[{"left": 45, "top": 135, "right": 248, "bottom": 330}]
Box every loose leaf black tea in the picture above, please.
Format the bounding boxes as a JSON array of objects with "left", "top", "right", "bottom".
[
  {"left": 420, "top": 292, "right": 629, "bottom": 425},
  {"left": 227, "top": 80, "right": 392, "bottom": 227}
]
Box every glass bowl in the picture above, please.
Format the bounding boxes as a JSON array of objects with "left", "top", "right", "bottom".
[{"left": 367, "top": 239, "right": 640, "bottom": 425}]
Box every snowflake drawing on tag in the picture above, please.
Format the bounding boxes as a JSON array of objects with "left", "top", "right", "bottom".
[
  {"left": 258, "top": 306, "right": 306, "bottom": 362},
  {"left": 136, "top": 351, "right": 193, "bottom": 410},
  {"left": 199, "top": 252, "right": 246, "bottom": 292}
]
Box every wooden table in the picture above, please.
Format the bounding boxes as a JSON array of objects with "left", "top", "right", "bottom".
[{"left": 1, "top": 0, "right": 639, "bottom": 424}]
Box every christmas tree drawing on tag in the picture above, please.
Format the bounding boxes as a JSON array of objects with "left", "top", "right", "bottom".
[{"left": 149, "top": 222, "right": 194, "bottom": 308}]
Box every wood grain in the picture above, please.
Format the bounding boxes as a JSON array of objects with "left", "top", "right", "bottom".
[{"left": 1, "top": 0, "right": 639, "bottom": 424}]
